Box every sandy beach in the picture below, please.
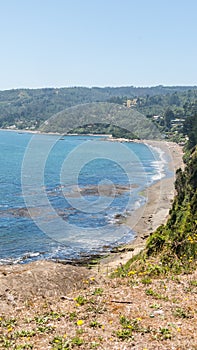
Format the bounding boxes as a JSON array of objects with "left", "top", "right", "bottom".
[
  {"left": 0, "top": 130, "right": 184, "bottom": 271},
  {"left": 1, "top": 139, "right": 196, "bottom": 350},
  {"left": 0, "top": 131, "right": 184, "bottom": 271},
  {"left": 95, "top": 140, "right": 184, "bottom": 273}
]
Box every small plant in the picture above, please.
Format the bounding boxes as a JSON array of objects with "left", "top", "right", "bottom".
[
  {"left": 35, "top": 311, "right": 64, "bottom": 324},
  {"left": 145, "top": 288, "right": 154, "bottom": 296},
  {"left": 131, "top": 318, "right": 142, "bottom": 332},
  {"left": 116, "top": 328, "right": 133, "bottom": 340},
  {"left": 37, "top": 325, "right": 54, "bottom": 333},
  {"left": 51, "top": 336, "right": 70, "bottom": 350},
  {"left": 34, "top": 315, "right": 49, "bottom": 324},
  {"left": 89, "top": 320, "right": 102, "bottom": 328},
  {"left": 49, "top": 311, "right": 64, "bottom": 320},
  {"left": 0, "top": 336, "right": 14, "bottom": 348},
  {"left": 14, "top": 329, "right": 36, "bottom": 338},
  {"left": 0, "top": 317, "right": 17, "bottom": 328},
  {"left": 90, "top": 342, "right": 100, "bottom": 349},
  {"left": 141, "top": 277, "right": 152, "bottom": 285},
  {"left": 150, "top": 303, "right": 162, "bottom": 309},
  {"left": 189, "top": 279, "right": 197, "bottom": 286},
  {"left": 119, "top": 315, "right": 132, "bottom": 329},
  {"left": 173, "top": 307, "right": 193, "bottom": 319},
  {"left": 14, "top": 345, "right": 33, "bottom": 350},
  {"left": 145, "top": 288, "right": 168, "bottom": 301},
  {"left": 93, "top": 288, "right": 103, "bottom": 296},
  {"left": 71, "top": 336, "right": 84, "bottom": 346},
  {"left": 69, "top": 312, "right": 77, "bottom": 321},
  {"left": 119, "top": 315, "right": 145, "bottom": 333},
  {"left": 75, "top": 295, "right": 87, "bottom": 306},
  {"left": 159, "top": 327, "right": 171, "bottom": 340},
  {"left": 111, "top": 264, "right": 129, "bottom": 278}
]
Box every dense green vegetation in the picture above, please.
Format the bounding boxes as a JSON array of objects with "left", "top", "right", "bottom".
[
  {"left": 183, "top": 112, "right": 197, "bottom": 149},
  {"left": 145, "top": 145, "right": 197, "bottom": 272},
  {"left": 0, "top": 86, "right": 196, "bottom": 139},
  {"left": 40, "top": 102, "right": 161, "bottom": 139},
  {"left": 120, "top": 113, "right": 197, "bottom": 276},
  {"left": 68, "top": 123, "right": 138, "bottom": 139},
  {"left": 68, "top": 92, "right": 197, "bottom": 141}
]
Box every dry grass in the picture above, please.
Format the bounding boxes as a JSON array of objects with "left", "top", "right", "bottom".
[{"left": 0, "top": 262, "right": 197, "bottom": 349}]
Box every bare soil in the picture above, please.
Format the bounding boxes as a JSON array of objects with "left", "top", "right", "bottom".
[{"left": 0, "top": 261, "right": 196, "bottom": 349}]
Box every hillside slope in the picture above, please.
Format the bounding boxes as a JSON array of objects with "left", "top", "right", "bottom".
[
  {"left": 0, "top": 86, "right": 196, "bottom": 130},
  {"left": 40, "top": 102, "right": 160, "bottom": 139},
  {"left": 118, "top": 114, "right": 197, "bottom": 275},
  {"left": 145, "top": 145, "right": 197, "bottom": 272}
]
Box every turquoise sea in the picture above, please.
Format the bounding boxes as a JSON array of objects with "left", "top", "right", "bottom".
[{"left": 0, "top": 130, "right": 170, "bottom": 264}]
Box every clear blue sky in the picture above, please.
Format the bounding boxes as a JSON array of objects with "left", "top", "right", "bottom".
[{"left": 0, "top": 0, "right": 197, "bottom": 89}]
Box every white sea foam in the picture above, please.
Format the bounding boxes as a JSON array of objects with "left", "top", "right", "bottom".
[
  {"left": 133, "top": 196, "right": 146, "bottom": 210},
  {"left": 0, "top": 251, "right": 43, "bottom": 265},
  {"left": 0, "top": 132, "right": 170, "bottom": 265},
  {"left": 145, "top": 144, "right": 167, "bottom": 183}
]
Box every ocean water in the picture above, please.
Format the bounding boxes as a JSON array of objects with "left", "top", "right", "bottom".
[{"left": 0, "top": 130, "right": 169, "bottom": 264}]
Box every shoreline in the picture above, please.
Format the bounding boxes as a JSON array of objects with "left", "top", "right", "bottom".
[
  {"left": 94, "top": 140, "right": 184, "bottom": 273},
  {"left": 0, "top": 130, "right": 184, "bottom": 269},
  {"left": 0, "top": 137, "right": 195, "bottom": 350},
  {"left": 0, "top": 128, "right": 112, "bottom": 138},
  {"left": 0, "top": 127, "right": 61, "bottom": 136}
]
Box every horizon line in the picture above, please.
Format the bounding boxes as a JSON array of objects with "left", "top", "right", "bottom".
[{"left": 1, "top": 84, "right": 197, "bottom": 92}]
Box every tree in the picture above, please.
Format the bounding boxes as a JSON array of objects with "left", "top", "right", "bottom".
[
  {"left": 164, "top": 108, "right": 174, "bottom": 129},
  {"left": 183, "top": 114, "right": 197, "bottom": 149}
]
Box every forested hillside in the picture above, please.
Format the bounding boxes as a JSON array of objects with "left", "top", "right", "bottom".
[
  {"left": 0, "top": 86, "right": 196, "bottom": 133},
  {"left": 40, "top": 102, "right": 161, "bottom": 139}
]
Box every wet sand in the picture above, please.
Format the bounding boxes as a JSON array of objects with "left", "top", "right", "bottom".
[
  {"left": 95, "top": 140, "right": 184, "bottom": 274},
  {"left": 0, "top": 130, "right": 184, "bottom": 271}
]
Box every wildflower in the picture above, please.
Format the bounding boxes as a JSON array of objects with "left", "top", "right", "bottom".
[
  {"left": 127, "top": 270, "right": 136, "bottom": 276},
  {"left": 77, "top": 320, "right": 84, "bottom": 326},
  {"left": 7, "top": 326, "right": 13, "bottom": 332},
  {"left": 138, "top": 271, "right": 146, "bottom": 275}
]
